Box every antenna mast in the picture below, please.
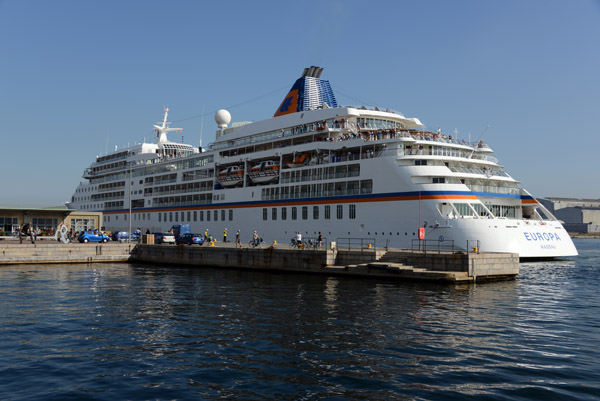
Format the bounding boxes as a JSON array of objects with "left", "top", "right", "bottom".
[{"left": 199, "top": 105, "right": 204, "bottom": 150}]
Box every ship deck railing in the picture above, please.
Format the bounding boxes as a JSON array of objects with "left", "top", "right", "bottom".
[{"left": 210, "top": 115, "right": 491, "bottom": 155}]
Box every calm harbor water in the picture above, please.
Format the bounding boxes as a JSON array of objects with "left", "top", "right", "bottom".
[{"left": 1, "top": 238, "right": 599, "bottom": 400}]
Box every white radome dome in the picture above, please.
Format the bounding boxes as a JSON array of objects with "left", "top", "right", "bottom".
[{"left": 215, "top": 109, "right": 231, "bottom": 129}]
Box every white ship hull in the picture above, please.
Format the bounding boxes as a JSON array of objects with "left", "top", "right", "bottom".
[{"left": 68, "top": 67, "right": 578, "bottom": 259}]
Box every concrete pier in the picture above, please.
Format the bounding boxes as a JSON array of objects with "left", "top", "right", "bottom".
[
  {"left": 0, "top": 242, "right": 134, "bottom": 264},
  {"left": 0, "top": 242, "right": 519, "bottom": 283}
]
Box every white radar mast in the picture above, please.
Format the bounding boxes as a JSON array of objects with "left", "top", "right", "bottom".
[{"left": 153, "top": 107, "right": 183, "bottom": 144}]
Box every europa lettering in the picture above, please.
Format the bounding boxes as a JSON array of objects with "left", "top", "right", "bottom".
[{"left": 523, "top": 232, "right": 561, "bottom": 241}]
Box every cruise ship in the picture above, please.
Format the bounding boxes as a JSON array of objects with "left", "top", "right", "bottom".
[{"left": 69, "top": 66, "right": 577, "bottom": 258}]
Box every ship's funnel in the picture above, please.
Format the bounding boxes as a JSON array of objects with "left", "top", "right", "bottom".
[{"left": 274, "top": 66, "right": 338, "bottom": 117}]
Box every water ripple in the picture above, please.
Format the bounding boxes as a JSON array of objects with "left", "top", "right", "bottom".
[{"left": 0, "top": 239, "right": 599, "bottom": 400}]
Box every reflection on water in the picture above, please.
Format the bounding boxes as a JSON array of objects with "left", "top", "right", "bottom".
[{"left": 0, "top": 238, "right": 599, "bottom": 400}]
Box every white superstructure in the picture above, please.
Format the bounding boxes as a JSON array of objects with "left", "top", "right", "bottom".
[{"left": 69, "top": 67, "right": 577, "bottom": 259}]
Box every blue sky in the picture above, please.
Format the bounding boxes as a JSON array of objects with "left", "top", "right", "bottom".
[{"left": 1, "top": 0, "right": 599, "bottom": 205}]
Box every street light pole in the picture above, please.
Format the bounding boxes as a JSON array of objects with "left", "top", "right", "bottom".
[{"left": 128, "top": 164, "right": 132, "bottom": 244}]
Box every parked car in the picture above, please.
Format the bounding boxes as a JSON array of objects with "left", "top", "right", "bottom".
[
  {"left": 78, "top": 230, "right": 110, "bottom": 243},
  {"left": 153, "top": 232, "right": 176, "bottom": 244},
  {"left": 175, "top": 233, "right": 204, "bottom": 245},
  {"left": 112, "top": 231, "right": 140, "bottom": 242}
]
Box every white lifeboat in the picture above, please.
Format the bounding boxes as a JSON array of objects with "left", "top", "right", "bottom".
[
  {"left": 217, "top": 166, "right": 244, "bottom": 187},
  {"left": 249, "top": 160, "right": 280, "bottom": 184}
]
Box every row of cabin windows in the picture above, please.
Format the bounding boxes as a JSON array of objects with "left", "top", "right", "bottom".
[
  {"left": 263, "top": 205, "right": 356, "bottom": 221},
  {"left": 157, "top": 210, "right": 234, "bottom": 223},
  {"left": 104, "top": 209, "right": 235, "bottom": 223}
]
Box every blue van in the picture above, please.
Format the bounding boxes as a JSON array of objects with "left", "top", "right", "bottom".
[{"left": 171, "top": 224, "right": 191, "bottom": 238}]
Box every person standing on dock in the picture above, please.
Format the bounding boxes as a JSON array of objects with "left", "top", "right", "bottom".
[
  {"left": 223, "top": 228, "right": 228, "bottom": 243},
  {"left": 296, "top": 231, "right": 302, "bottom": 246},
  {"left": 235, "top": 230, "right": 240, "bottom": 248}
]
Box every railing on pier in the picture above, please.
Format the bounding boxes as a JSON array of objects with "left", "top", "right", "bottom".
[
  {"left": 411, "top": 239, "right": 456, "bottom": 254},
  {"left": 410, "top": 239, "right": 481, "bottom": 254},
  {"left": 335, "top": 238, "right": 377, "bottom": 252},
  {"left": 466, "top": 240, "right": 481, "bottom": 254}
]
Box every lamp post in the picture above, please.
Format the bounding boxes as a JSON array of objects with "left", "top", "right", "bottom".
[{"left": 128, "top": 163, "right": 132, "bottom": 243}]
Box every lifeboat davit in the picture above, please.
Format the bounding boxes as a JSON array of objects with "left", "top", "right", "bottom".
[
  {"left": 217, "top": 166, "right": 244, "bottom": 187},
  {"left": 249, "top": 160, "right": 280, "bottom": 184}
]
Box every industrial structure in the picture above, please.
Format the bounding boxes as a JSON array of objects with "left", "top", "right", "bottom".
[{"left": 539, "top": 198, "right": 600, "bottom": 233}]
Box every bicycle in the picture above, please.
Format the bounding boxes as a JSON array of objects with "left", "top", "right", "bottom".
[
  {"left": 290, "top": 237, "right": 304, "bottom": 249},
  {"left": 306, "top": 238, "right": 320, "bottom": 250},
  {"left": 249, "top": 237, "right": 264, "bottom": 248}
]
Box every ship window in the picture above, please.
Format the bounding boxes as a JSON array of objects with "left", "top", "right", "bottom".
[
  {"left": 282, "top": 207, "right": 287, "bottom": 220},
  {"left": 169, "top": 212, "right": 173, "bottom": 222},
  {"left": 472, "top": 203, "right": 490, "bottom": 217},
  {"left": 313, "top": 206, "right": 319, "bottom": 220},
  {"left": 187, "top": 211, "right": 191, "bottom": 221},
  {"left": 214, "top": 210, "right": 218, "bottom": 221},
  {"left": 221, "top": 210, "right": 225, "bottom": 221},
  {"left": 360, "top": 180, "right": 372, "bottom": 194},
  {"left": 158, "top": 213, "right": 161, "bottom": 223},
  {"left": 272, "top": 208, "right": 277, "bottom": 220},
  {"left": 455, "top": 203, "right": 474, "bottom": 217},
  {"left": 207, "top": 211, "right": 210, "bottom": 221},
  {"left": 263, "top": 208, "right": 268, "bottom": 220},
  {"left": 349, "top": 204, "right": 356, "bottom": 219},
  {"left": 229, "top": 210, "right": 233, "bottom": 221},
  {"left": 336, "top": 205, "right": 343, "bottom": 219},
  {"left": 415, "top": 160, "right": 428, "bottom": 166},
  {"left": 325, "top": 205, "right": 331, "bottom": 219},
  {"left": 302, "top": 206, "right": 308, "bottom": 220},
  {"left": 200, "top": 211, "right": 204, "bottom": 221},
  {"left": 432, "top": 177, "right": 446, "bottom": 183},
  {"left": 292, "top": 207, "right": 297, "bottom": 220},
  {"left": 347, "top": 181, "right": 359, "bottom": 195}
]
